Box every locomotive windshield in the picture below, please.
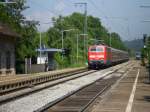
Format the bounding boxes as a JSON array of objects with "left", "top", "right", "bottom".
[
  {"left": 90, "top": 47, "right": 96, "bottom": 52},
  {"left": 90, "top": 47, "right": 103, "bottom": 52}
]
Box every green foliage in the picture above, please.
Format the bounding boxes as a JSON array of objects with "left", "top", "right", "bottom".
[
  {"left": 0, "top": 2, "right": 127, "bottom": 72},
  {"left": 141, "top": 48, "right": 146, "bottom": 66},
  {"left": 46, "top": 12, "right": 127, "bottom": 67},
  {"left": 111, "top": 32, "right": 127, "bottom": 50},
  {"left": 141, "top": 36, "right": 150, "bottom": 66},
  {"left": 147, "top": 37, "right": 150, "bottom": 64},
  {"left": 0, "top": 1, "right": 39, "bottom": 73}
]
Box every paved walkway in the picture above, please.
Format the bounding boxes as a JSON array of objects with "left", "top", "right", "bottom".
[{"left": 89, "top": 61, "right": 150, "bottom": 112}]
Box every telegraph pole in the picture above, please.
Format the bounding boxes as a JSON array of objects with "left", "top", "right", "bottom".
[
  {"left": 40, "top": 31, "right": 42, "bottom": 64},
  {"left": 76, "top": 34, "right": 79, "bottom": 63},
  {"left": 61, "top": 30, "right": 64, "bottom": 60}
]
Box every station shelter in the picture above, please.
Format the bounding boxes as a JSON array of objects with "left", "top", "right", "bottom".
[
  {"left": 25, "top": 48, "right": 63, "bottom": 73},
  {"left": 36, "top": 48, "right": 62, "bottom": 70}
]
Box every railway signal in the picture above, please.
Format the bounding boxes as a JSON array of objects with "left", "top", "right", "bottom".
[
  {"left": 62, "top": 48, "right": 71, "bottom": 56},
  {"left": 143, "top": 34, "right": 147, "bottom": 44}
]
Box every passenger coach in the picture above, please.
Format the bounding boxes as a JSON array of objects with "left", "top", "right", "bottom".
[{"left": 88, "top": 45, "right": 129, "bottom": 69}]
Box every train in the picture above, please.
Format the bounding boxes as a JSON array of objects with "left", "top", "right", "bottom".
[
  {"left": 88, "top": 44, "right": 129, "bottom": 69},
  {"left": 135, "top": 52, "right": 141, "bottom": 60}
]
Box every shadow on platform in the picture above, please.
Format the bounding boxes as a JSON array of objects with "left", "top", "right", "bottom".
[{"left": 143, "top": 96, "right": 150, "bottom": 102}]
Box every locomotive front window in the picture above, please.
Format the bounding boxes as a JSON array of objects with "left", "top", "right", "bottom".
[
  {"left": 90, "top": 48, "right": 96, "bottom": 52},
  {"left": 96, "top": 47, "right": 103, "bottom": 52},
  {"left": 90, "top": 47, "right": 103, "bottom": 52}
]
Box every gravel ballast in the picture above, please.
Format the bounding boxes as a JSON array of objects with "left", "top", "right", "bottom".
[{"left": 0, "top": 62, "right": 129, "bottom": 112}]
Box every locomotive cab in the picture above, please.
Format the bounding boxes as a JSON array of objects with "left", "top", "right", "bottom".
[
  {"left": 88, "top": 44, "right": 129, "bottom": 69},
  {"left": 88, "top": 45, "right": 106, "bottom": 69}
]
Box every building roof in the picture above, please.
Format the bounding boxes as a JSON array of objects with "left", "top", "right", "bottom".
[
  {"left": 0, "top": 22, "right": 19, "bottom": 38},
  {"left": 36, "top": 48, "right": 63, "bottom": 52}
]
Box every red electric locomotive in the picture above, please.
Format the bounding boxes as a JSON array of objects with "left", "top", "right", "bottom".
[{"left": 88, "top": 44, "right": 129, "bottom": 69}]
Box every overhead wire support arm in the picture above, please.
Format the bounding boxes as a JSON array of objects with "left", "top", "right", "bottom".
[{"left": 140, "top": 5, "right": 150, "bottom": 8}]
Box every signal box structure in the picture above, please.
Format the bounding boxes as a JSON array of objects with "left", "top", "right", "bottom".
[{"left": 0, "top": 23, "right": 19, "bottom": 76}]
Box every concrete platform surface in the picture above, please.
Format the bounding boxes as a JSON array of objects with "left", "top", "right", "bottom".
[{"left": 89, "top": 61, "right": 150, "bottom": 112}]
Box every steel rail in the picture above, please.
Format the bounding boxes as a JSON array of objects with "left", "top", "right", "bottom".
[
  {"left": 80, "top": 84, "right": 111, "bottom": 112},
  {"left": 34, "top": 61, "right": 133, "bottom": 112},
  {"left": 0, "top": 70, "right": 97, "bottom": 104},
  {"left": 0, "top": 61, "right": 132, "bottom": 105},
  {"left": 34, "top": 63, "right": 131, "bottom": 112},
  {"left": 0, "top": 67, "right": 87, "bottom": 94}
]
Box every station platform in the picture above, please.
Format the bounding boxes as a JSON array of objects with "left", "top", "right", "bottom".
[{"left": 89, "top": 62, "right": 150, "bottom": 112}]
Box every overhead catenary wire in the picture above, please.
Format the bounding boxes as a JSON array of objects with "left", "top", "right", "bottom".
[
  {"left": 29, "top": 0, "right": 60, "bottom": 17},
  {"left": 26, "top": 0, "right": 62, "bottom": 30},
  {"left": 89, "top": 0, "right": 131, "bottom": 40}
]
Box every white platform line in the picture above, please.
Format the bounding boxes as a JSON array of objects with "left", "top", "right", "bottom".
[{"left": 125, "top": 69, "right": 140, "bottom": 112}]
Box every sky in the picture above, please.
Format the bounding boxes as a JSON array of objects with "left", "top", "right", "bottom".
[{"left": 23, "top": 0, "right": 150, "bottom": 41}]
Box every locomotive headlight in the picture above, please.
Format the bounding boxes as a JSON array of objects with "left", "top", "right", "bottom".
[
  {"left": 89, "top": 55, "right": 95, "bottom": 58},
  {"left": 97, "top": 55, "right": 104, "bottom": 58}
]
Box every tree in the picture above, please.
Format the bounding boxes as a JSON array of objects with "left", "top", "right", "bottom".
[
  {"left": 0, "top": 0, "right": 39, "bottom": 73},
  {"left": 46, "top": 12, "right": 127, "bottom": 67}
]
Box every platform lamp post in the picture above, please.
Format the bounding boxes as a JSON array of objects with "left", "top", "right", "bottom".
[
  {"left": 74, "top": 29, "right": 80, "bottom": 64},
  {"left": 39, "top": 30, "right": 42, "bottom": 64},
  {"left": 37, "top": 23, "right": 43, "bottom": 64},
  {"left": 38, "top": 22, "right": 54, "bottom": 64},
  {"left": 76, "top": 33, "right": 79, "bottom": 63},
  {"left": 76, "top": 32, "right": 86, "bottom": 64},
  {"left": 61, "top": 29, "right": 77, "bottom": 60},
  {"left": 62, "top": 28, "right": 80, "bottom": 64},
  {"left": 38, "top": 20, "right": 64, "bottom": 68},
  {"left": 79, "top": 34, "right": 88, "bottom": 63}
]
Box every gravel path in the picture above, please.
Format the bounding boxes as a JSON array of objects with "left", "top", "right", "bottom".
[{"left": 0, "top": 63, "right": 129, "bottom": 112}]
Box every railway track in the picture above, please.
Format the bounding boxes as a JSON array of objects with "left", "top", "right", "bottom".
[
  {"left": 0, "top": 68, "right": 98, "bottom": 103},
  {"left": 0, "top": 60, "right": 131, "bottom": 96},
  {"left": 36, "top": 76, "right": 119, "bottom": 112},
  {"left": 34, "top": 62, "right": 133, "bottom": 112},
  {"left": 0, "top": 61, "right": 134, "bottom": 112},
  {"left": 0, "top": 67, "right": 87, "bottom": 94}
]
